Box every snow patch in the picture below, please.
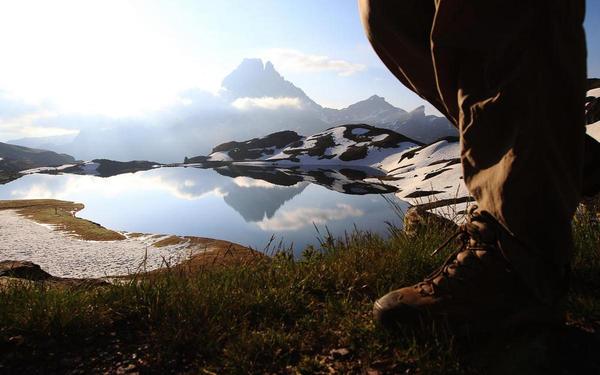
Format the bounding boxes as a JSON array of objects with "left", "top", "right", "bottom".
[
  {"left": 0, "top": 210, "right": 206, "bottom": 278},
  {"left": 208, "top": 152, "right": 233, "bottom": 162}
]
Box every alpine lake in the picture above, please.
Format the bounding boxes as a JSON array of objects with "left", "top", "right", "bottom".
[{"left": 0, "top": 164, "right": 406, "bottom": 254}]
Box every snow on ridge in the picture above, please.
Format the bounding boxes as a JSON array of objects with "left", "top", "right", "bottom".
[
  {"left": 208, "top": 151, "right": 233, "bottom": 162},
  {"left": 263, "top": 124, "right": 420, "bottom": 168},
  {"left": 371, "top": 138, "right": 468, "bottom": 208},
  {"left": 20, "top": 163, "right": 78, "bottom": 175}
]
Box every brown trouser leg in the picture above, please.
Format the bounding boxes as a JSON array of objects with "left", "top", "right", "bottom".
[{"left": 360, "top": 0, "right": 587, "bottom": 305}]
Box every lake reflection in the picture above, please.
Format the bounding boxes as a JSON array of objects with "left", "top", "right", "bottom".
[{"left": 0, "top": 167, "right": 406, "bottom": 253}]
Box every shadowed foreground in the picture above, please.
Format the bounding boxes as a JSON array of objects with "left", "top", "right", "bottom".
[{"left": 1, "top": 206, "right": 599, "bottom": 374}]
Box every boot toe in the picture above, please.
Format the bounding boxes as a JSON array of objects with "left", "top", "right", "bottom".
[{"left": 373, "top": 289, "right": 421, "bottom": 330}]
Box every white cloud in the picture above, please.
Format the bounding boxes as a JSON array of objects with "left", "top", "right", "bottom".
[
  {"left": 257, "top": 203, "right": 364, "bottom": 231},
  {"left": 0, "top": 107, "right": 79, "bottom": 140},
  {"left": 264, "top": 49, "right": 366, "bottom": 77},
  {"left": 231, "top": 96, "right": 303, "bottom": 111}
]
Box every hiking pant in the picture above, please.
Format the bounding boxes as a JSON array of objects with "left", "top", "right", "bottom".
[{"left": 359, "top": 0, "right": 588, "bottom": 305}]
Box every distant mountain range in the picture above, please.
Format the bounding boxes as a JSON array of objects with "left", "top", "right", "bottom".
[
  {"left": 6, "top": 58, "right": 457, "bottom": 162},
  {"left": 0, "top": 142, "right": 75, "bottom": 172}
]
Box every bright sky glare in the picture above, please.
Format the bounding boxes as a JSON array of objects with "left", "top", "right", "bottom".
[{"left": 0, "top": 1, "right": 598, "bottom": 122}]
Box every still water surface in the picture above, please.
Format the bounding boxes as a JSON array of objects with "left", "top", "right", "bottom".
[{"left": 0, "top": 166, "right": 406, "bottom": 253}]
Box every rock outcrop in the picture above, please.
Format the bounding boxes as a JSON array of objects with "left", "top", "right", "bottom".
[{"left": 0, "top": 260, "right": 108, "bottom": 288}]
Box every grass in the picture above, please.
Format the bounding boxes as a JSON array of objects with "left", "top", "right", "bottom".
[
  {"left": 0, "top": 206, "right": 599, "bottom": 374},
  {"left": 152, "top": 235, "right": 188, "bottom": 248},
  {"left": 0, "top": 199, "right": 126, "bottom": 241}
]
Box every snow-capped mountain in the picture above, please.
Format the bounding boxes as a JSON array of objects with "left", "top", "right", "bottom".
[
  {"left": 197, "top": 124, "right": 421, "bottom": 166},
  {"left": 196, "top": 130, "right": 304, "bottom": 163},
  {"left": 187, "top": 124, "right": 468, "bottom": 207}
]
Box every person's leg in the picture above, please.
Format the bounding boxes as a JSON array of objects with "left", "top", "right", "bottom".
[
  {"left": 359, "top": 0, "right": 451, "bottom": 121},
  {"left": 430, "top": 0, "right": 587, "bottom": 305},
  {"left": 360, "top": 0, "right": 587, "bottom": 328},
  {"left": 360, "top": 0, "right": 596, "bottom": 203},
  {"left": 583, "top": 135, "right": 600, "bottom": 198}
]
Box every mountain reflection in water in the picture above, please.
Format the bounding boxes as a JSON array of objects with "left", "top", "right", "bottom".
[{"left": 0, "top": 166, "right": 405, "bottom": 253}]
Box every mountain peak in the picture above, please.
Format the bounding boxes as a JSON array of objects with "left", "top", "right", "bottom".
[
  {"left": 221, "top": 58, "right": 318, "bottom": 108},
  {"left": 410, "top": 105, "right": 426, "bottom": 114},
  {"left": 367, "top": 94, "right": 385, "bottom": 101},
  {"left": 343, "top": 94, "right": 399, "bottom": 113},
  {"left": 264, "top": 61, "right": 276, "bottom": 73},
  {"left": 238, "top": 58, "right": 264, "bottom": 69},
  {"left": 233, "top": 58, "right": 279, "bottom": 77}
]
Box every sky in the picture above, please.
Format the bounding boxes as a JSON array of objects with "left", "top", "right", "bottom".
[{"left": 0, "top": 0, "right": 598, "bottom": 141}]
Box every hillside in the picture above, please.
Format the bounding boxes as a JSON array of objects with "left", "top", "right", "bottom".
[
  {"left": 197, "top": 124, "right": 421, "bottom": 166},
  {"left": 0, "top": 142, "right": 75, "bottom": 172},
  {"left": 19, "top": 159, "right": 161, "bottom": 178},
  {"left": 0, "top": 142, "right": 76, "bottom": 184}
]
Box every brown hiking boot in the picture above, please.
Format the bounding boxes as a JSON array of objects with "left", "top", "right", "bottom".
[{"left": 374, "top": 207, "right": 562, "bottom": 331}]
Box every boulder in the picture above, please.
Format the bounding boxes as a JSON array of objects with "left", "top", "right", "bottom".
[
  {"left": 0, "top": 260, "right": 109, "bottom": 288},
  {"left": 0, "top": 260, "right": 52, "bottom": 280}
]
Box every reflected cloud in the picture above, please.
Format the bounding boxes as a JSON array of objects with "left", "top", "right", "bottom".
[
  {"left": 0, "top": 166, "right": 407, "bottom": 252},
  {"left": 232, "top": 176, "right": 278, "bottom": 189},
  {"left": 2, "top": 166, "right": 397, "bottom": 232},
  {"left": 3, "top": 169, "right": 229, "bottom": 202},
  {"left": 257, "top": 203, "right": 364, "bottom": 231}
]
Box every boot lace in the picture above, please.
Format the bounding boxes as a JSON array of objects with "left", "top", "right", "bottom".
[{"left": 416, "top": 206, "right": 499, "bottom": 296}]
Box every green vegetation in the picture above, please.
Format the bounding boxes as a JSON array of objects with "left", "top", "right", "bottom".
[
  {"left": 0, "top": 199, "right": 125, "bottom": 241},
  {"left": 152, "top": 235, "right": 188, "bottom": 248},
  {"left": 0, "top": 209, "right": 599, "bottom": 374},
  {"left": 0, "top": 142, "right": 75, "bottom": 172}
]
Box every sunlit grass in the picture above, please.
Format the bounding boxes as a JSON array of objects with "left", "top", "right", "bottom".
[
  {"left": 0, "top": 199, "right": 125, "bottom": 241},
  {"left": 0, "top": 202, "right": 598, "bottom": 373}
]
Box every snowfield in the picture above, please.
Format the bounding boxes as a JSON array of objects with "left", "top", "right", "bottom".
[
  {"left": 0, "top": 210, "right": 207, "bottom": 278},
  {"left": 378, "top": 138, "right": 466, "bottom": 201}
]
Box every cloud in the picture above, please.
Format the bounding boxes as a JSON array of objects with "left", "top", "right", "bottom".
[
  {"left": 232, "top": 177, "right": 278, "bottom": 189},
  {"left": 264, "top": 49, "right": 366, "bottom": 77},
  {"left": 0, "top": 93, "right": 80, "bottom": 140},
  {"left": 4, "top": 169, "right": 229, "bottom": 202},
  {"left": 257, "top": 203, "right": 364, "bottom": 231},
  {"left": 231, "top": 96, "right": 303, "bottom": 111}
]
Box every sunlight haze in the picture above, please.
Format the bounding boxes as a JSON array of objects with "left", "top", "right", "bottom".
[{"left": 0, "top": 0, "right": 598, "bottom": 140}]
